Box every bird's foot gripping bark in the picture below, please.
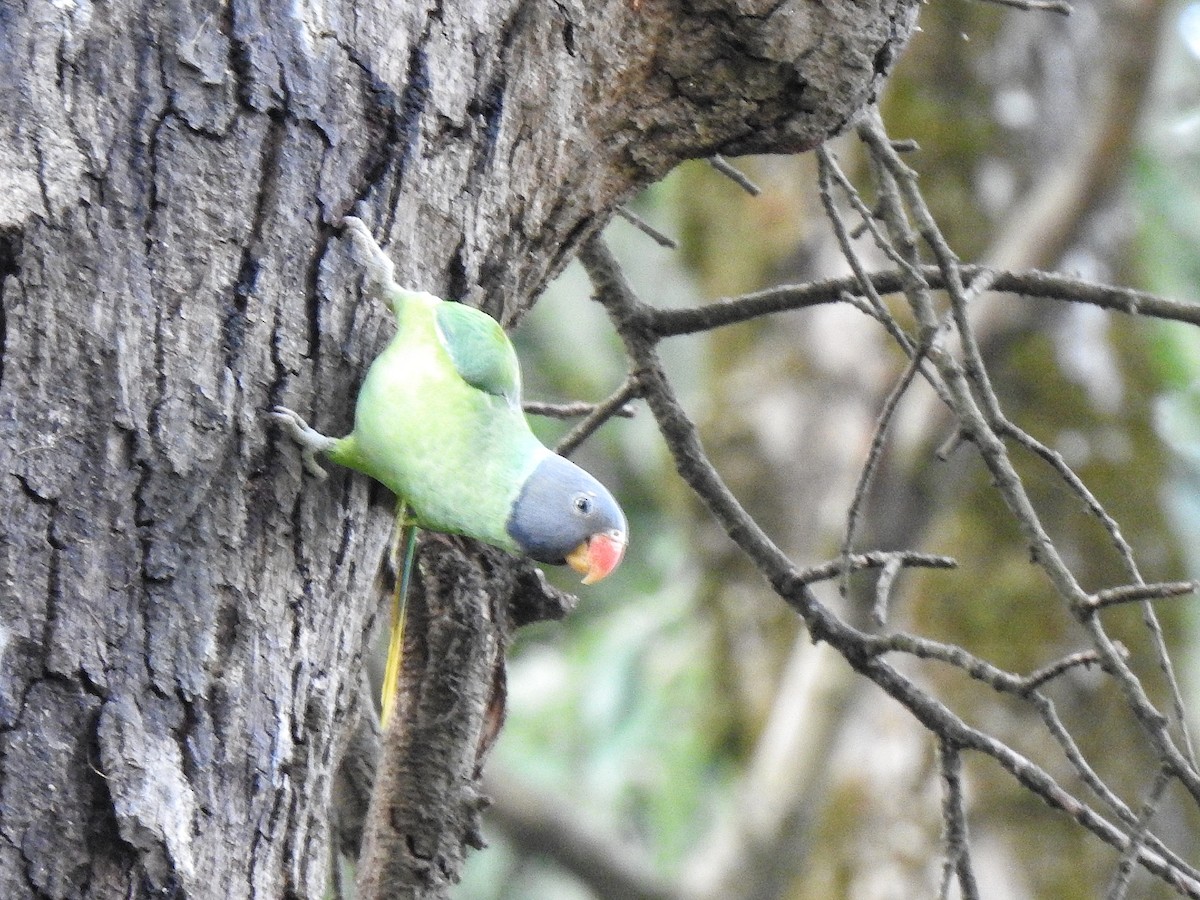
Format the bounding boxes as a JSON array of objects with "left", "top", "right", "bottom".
[
  {"left": 270, "top": 406, "right": 338, "bottom": 479},
  {"left": 341, "top": 215, "right": 398, "bottom": 305}
]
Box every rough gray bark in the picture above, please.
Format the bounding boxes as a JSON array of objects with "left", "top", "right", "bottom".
[{"left": 0, "top": 1, "right": 915, "bottom": 898}]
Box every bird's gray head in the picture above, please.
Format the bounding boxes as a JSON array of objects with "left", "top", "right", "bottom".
[{"left": 506, "top": 453, "right": 627, "bottom": 583}]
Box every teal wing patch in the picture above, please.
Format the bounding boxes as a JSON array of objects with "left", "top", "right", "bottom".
[{"left": 434, "top": 301, "right": 521, "bottom": 404}]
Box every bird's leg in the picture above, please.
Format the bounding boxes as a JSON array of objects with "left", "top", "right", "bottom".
[
  {"left": 341, "top": 215, "right": 398, "bottom": 306},
  {"left": 270, "top": 406, "right": 338, "bottom": 479}
]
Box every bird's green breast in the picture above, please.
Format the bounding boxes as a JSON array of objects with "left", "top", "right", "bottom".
[{"left": 336, "top": 291, "right": 545, "bottom": 552}]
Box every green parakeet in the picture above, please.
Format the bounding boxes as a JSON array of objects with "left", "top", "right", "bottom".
[
  {"left": 273, "top": 218, "right": 626, "bottom": 723},
  {"left": 272, "top": 216, "right": 627, "bottom": 583}
]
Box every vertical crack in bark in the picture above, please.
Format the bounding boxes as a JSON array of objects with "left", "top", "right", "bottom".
[
  {"left": 173, "top": 689, "right": 204, "bottom": 819},
  {"left": 29, "top": 142, "right": 52, "bottom": 220},
  {"left": 141, "top": 108, "right": 169, "bottom": 259},
  {"left": 472, "top": 74, "right": 507, "bottom": 177},
  {"left": 41, "top": 504, "right": 65, "bottom": 674},
  {"left": 383, "top": 41, "right": 433, "bottom": 234},
  {"left": 84, "top": 707, "right": 140, "bottom": 893},
  {"left": 0, "top": 227, "right": 21, "bottom": 392},
  {"left": 133, "top": 304, "right": 169, "bottom": 701},
  {"left": 341, "top": 48, "right": 402, "bottom": 217},
  {"left": 266, "top": 303, "right": 291, "bottom": 416},
  {"left": 247, "top": 780, "right": 288, "bottom": 898},
  {"left": 222, "top": 0, "right": 259, "bottom": 112},
  {"left": 227, "top": 113, "right": 288, "bottom": 370},
  {"left": 288, "top": 475, "right": 318, "bottom": 613},
  {"left": 446, "top": 237, "right": 470, "bottom": 306},
  {"left": 396, "top": 46, "right": 430, "bottom": 181},
  {"left": 302, "top": 226, "right": 332, "bottom": 366}
]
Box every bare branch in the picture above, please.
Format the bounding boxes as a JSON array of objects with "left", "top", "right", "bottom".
[
  {"left": 1105, "top": 767, "right": 1173, "bottom": 900},
  {"left": 564, "top": 88, "right": 1200, "bottom": 893},
  {"left": 524, "top": 399, "right": 637, "bottom": 420},
  {"left": 841, "top": 347, "right": 930, "bottom": 600},
  {"left": 581, "top": 235, "right": 800, "bottom": 594},
  {"left": 794, "top": 551, "right": 958, "bottom": 585},
  {"left": 871, "top": 556, "right": 905, "bottom": 626},
  {"left": 855, "top": 647, "right": 1200, "bottom": 896},
  {"left": 1088, "top": 581, "right": 1200, "bottom": 610},
  {"left": 646, "top": 265, "right": 1200, "bottom": 338},
  {"left": 865, "top": 630, "right": 1029, "bottom": 694},
  {"left": 816, "top": 147, "right": 925, "bottom": 367},
  {"left": 554, "top": 376, "right": 643, "bottom": 457},
  {"left": 1020, "top": 650, "right": 1107, "bottom": 693},
  {"left": 969, "top": 0, "right": 1072, "bottom": 14},
  {"left": 615, "top": 206, "right": 679, "bottom": 249},
  {"left": 818, "top": 146, "right": 928, "bottom": 282},
  {"left": 1000, "top": 420, "right": 1142, "bottom": 577},
  {"left": 708, "top": 155, "right": 762, "bottom": 196},
  {"left": 937, "top": 742, "right": 981, "bottom": 900}
]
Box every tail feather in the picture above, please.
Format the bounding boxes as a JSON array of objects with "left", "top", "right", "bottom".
[{"left": 381, "top": 505, "right": 418, "bottom": 728}]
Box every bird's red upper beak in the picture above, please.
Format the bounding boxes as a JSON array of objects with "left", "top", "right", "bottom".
[{"left": 566, "top": 530, "right": 627, "bottom": 585}]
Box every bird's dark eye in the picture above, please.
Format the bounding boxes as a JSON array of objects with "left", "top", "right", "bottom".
[{"left": 573, "top": 494, "right": 592, "bottom": 515}]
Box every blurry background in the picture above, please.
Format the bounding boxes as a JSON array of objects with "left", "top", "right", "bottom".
[{"left": 453, "top": 2, "right": 1200, "bottom": 896}]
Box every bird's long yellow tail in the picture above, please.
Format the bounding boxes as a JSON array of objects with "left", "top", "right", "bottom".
[{"left": 381, "top": 505, "right": 418, "bottom": 728}]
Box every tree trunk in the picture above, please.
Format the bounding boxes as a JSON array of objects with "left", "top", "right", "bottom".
[{"left": 0, "top": 1, "right": 915, "bottom": 897}]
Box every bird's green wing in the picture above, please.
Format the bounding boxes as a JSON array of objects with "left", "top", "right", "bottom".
[{"left": 434, "top": 301, "right": 521, "bottom": 405}]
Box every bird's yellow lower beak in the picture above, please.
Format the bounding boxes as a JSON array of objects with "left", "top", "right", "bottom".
[{"left": 566, "top": 531, "right": 627, "bottom": 584}]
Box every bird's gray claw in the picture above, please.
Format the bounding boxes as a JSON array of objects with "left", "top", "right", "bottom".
[{"left": 269, "top": 406, "right": 334, "bottom": 480}]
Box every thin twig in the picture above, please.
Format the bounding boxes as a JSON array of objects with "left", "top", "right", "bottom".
[
  {"left": 936, "top": 428, "right": 966, "bottom": 461},
  {"left": 1088, "top": 581, "right": 1200, "bottom": 610},
  {"left": 816, "top": 148, "right": 921, "bottom": 352},
  {"left": 819, "top": 146, "right": 928, "bottom": 281},
  {"left": 1020, "top": 650, "right": 1106, "bottom": 693},
  {"left": 866, "top": 630, "right": 1029, "bottom": 694},
  {"left": 1029, "top": 695, "right": 1200, "bottom": 886},
  {"left": 524, "top": 399, "right": 637, "bottom": 419},
  {"left": 1105, "top": 766, "right": 1173, "bottom": 900},
  {"left": 998, "top": 411, "right": 1200, "bottom": 767},
  {"left": 822, "top": 142, "right": 960, "bottom": 437},
  {"left": 794, "top": 550, "right": 958, "bottom": 585},
  {"left": 1000, "top": 421, "right": 1142, "bottom": 577},
  {"left": 816, "top": 147, "right": 956, "bottom": 430},
  {"left": 615, "top": 206, "right": 678, "bottom": 249},
  {"left": 708, "top": 155, "right": 762, "bottom": 196},
  {"left": 938, "top": 741, "right": 981, "bottom": 900},
  {"left": 991, "top": 278, "right": 1196, "bottom": 768},
  {"left": 969, "top": 0, "right": 1072, "bottom": 15},
  {"left": 554, "top": 376, "right": 642, "bottom": 457},
  {"left": 872, "top": 557, "right": 905, "bottom": 626},
  {"left": 841, "top": 348, "right": 929, "bottom": 600}
]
